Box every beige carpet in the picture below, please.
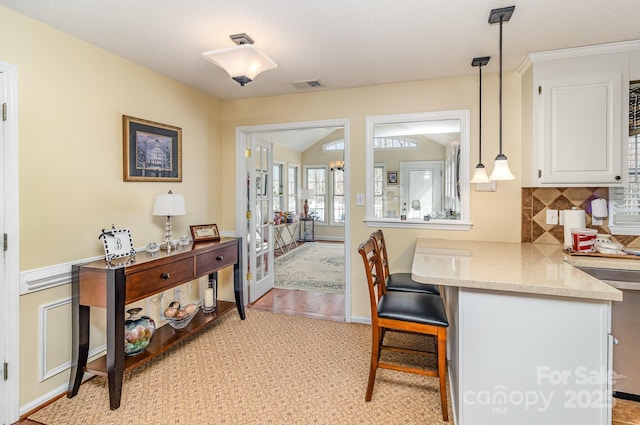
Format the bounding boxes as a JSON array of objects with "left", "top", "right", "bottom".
[{"left": 30, "top": 310, "right": 451, "bottom": 425}]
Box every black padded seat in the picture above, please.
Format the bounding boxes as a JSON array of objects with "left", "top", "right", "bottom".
[
  {"left": 385, "top": 272, "right": 441, "bottom": 296},
  {"left": 378, "top": 292, "right": 449, "bottom": 327}
]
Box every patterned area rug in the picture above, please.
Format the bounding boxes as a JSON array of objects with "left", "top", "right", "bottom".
[
  {"left": 274, "top": 242, "right": 344, "bottom": 293},
  {"left": 29, "top": 310, "right": 451, "bottom": 425}
]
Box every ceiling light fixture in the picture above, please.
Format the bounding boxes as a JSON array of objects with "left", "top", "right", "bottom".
[
  {"left": 330, "top": 160, "right": 344, "bottom": 172},
  {"left": 202, "top": 33, "right": 277, "bottom": 86},
  {"left": 470, "top": 56, "right": 492, "bottom": 184},
  {"left": 488, "top": 6, "right": 516, "bottom": 181}
]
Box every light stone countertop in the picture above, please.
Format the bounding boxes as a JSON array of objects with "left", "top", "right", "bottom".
[{"left": 411, "top": 239, "right": 623, "bottom": 301}]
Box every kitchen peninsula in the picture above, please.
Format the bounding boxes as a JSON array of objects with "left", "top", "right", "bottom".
[{"left": 411, "top": 239, "right": 622, "bottom": 425}]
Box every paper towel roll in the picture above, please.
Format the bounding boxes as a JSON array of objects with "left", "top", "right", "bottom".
[
  {"left": 591, "top": 198, "right": 608, "bottom": 218},
  {"left": 563, "top": 209, "right": 586, "bottom": 248}
]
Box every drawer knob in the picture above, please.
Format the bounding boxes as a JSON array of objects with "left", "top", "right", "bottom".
[
  {"left": 216, "top": 256, "right": 224, "bottom": 261},
  {"left": 161, "top": 273, "right": 170, "bottom": 280}
]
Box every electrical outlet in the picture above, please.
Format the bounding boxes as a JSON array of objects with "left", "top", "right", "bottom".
[{"left": 546, "top": 209, "right": 559, "bottom": 225}]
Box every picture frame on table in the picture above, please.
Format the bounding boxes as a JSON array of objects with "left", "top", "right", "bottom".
[
  {"left": 99, "top": 226, "right": 136, "bottom": 265},
  {"left": 387, "top": 171, "right": 398, "bottom": 185},
  {"left": 190, "top": 224, "right": 220, "bottom": 242},
  {"left": 123, "top": 115, "right": 182, "bottom": 182}
]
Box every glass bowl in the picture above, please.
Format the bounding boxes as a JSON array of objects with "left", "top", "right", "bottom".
[{"left": 160, "top": 298, "right": 200, "bottom": 329}]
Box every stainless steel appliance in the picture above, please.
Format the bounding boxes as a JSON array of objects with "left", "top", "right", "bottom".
[{"left": 579, "top": 267, "right": 640, "bottom": 399}]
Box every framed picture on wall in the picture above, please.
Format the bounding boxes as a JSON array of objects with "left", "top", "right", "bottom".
[
  {"left": 123, "top": 115, "right": 182, "bottom": 182},
  {"left": 387, "top": 171, "right": 398, "bottom": 185}
]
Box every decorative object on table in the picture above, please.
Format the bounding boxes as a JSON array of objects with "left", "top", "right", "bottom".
[
  {"left": 145, "top": 242, "right": 159, "bottom": 253},
  {"left": 387, "top": 171, "right": 398, "bottom": 185},
  {"left": 178, "top": 235, "right": 191, "bottom": 246},
  {"left": 122, "top": 115, "right": 182, "bottom": 182},
  {"left": 570, "top": 228, "right": 597, "bottom": 252},
  {"left": 202, "top": 33, "right": 277, "bottom": 86},
  {"left": 153, "top": 190, "right": 186, "bottom": 251},
  {"left": 299, "top": 189, "right": 314, "bottom": 218},
  {"left": 202, "top": 277, "right": 217, "bottom": 313},
  {"left": 124, "top": 308, "right": 155, "bottom": 356},
  {"left": 190, "top": 223, "right": 220, "bottom": 242},
  {"left": 161, "top": 298, "right": 199, "bottom": 329},
  {"left": 99, "top": 225, "right": 136, "bottom": 265}
]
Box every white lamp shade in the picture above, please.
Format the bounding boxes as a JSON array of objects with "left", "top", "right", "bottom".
[
  {"left": 153, "top": 192, "right": 186, "bottom": 216},
  {"left": 202, "top": 44, "right": 277, "bottom": 81},
  {"left": 489, "top": 155, "right": 515, "bottom": 181},
  {"left": 470, "top": 164, "right": 492, "bottom": 184}
]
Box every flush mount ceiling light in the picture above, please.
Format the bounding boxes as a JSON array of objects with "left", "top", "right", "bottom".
[
  {"left": 488, "top": 6, "right": 516, "bottom": 181},
  {"left": 470, "top": 56, "right": 492, "bottom": 184},
  {"left": 202, "top": 33, "right": 277, "bottom": 86}
]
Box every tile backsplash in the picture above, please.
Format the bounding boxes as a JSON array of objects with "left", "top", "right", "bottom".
[{"left": 521, "top": 187, "right": 640, "bottom": 247}]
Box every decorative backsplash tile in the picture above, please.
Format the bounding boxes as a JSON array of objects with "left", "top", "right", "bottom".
[{"left": 521, "top": 187, "right": 640, "bottom": 247}]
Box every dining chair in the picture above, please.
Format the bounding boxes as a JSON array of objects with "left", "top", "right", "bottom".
[
  {"left": 357, "top": 237, "right": 449, "bottom": 421},
  {"left": 370, "top": 229, "right": 441, "bottom": 295}
]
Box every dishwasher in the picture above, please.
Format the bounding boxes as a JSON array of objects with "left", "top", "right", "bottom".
[{"left": 578, "top": 267, "right": 640, "bottom": 400}]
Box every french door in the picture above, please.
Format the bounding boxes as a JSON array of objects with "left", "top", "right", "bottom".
[{"left": 246, "top": 137, "right": 275, "bottom": 303}]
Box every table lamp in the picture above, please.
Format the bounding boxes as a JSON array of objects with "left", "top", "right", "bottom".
[{"left": 153, "top": 190, "right": 186, "bottom": 250}]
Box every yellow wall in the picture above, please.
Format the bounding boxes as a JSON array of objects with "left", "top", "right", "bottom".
[
  {"left": 220, "top": 74, "right": 523, "bottom": 319},
  {"left": 1, "top": 7, "right": 222, "bottom": 405},
  {"left": 2, "top": 4, "right": 524, "bottom": 411}
]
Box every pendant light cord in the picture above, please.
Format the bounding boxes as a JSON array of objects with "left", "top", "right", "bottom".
[
  {"left": 499, "top": 16, "right": 503, "bottom": 156},
  {"left": 479, "top": 64, "right": 483, "bottom": 163}
]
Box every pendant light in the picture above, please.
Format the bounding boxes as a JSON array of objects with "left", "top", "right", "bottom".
[
  {"left": 470, "top": 56, "right": 491, "bottom": 184},
  {"left": 202, "top": 33, "right": 277, "bottom": 86},
  {"left": 488, "top": 6, "right": 516, "bottom": 181}
]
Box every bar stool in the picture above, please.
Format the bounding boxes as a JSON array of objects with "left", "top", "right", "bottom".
[
  {"left": 371, "top": 229, "right": 441, "bottom": 295},
  {"left": 358, "top": 237, "right": 449, "bottom": 421}
]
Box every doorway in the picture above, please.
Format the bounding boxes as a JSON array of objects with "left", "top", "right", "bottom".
[{"left": 235, "top": 119, "right": 351, "bottom": 322}]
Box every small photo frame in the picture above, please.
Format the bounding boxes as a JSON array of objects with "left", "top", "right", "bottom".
[
  {"left": 123, "top": 115, "right": 182, "bottom": 182},
  {"left": 190, "top": 224, "right": 220, "bottom": 242},
  {"left": 387, "top": 171, "right": 398, "bottom": 185},
  {"left": 99, "top": 227, "right": 136, "bottom": 264}
]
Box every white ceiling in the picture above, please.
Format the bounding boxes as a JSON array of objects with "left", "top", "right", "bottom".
[{"left": 1, "top": 0, "right": 639, "bottom": 101}]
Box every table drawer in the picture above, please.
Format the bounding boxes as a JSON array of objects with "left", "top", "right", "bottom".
[
  {"left": 196, "top": 244, "right": 238, "bottom": 276},
  {"left": 126, "top": 257, "right": 195, "bottom": 303}
]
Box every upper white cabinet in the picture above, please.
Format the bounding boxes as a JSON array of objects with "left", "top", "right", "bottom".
[{"left": 525, "top": 42, "right": 640, "bottom": 187}]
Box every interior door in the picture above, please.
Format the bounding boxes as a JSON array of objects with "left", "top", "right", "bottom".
[
  {"left": 247, "top": 137, "right": 275, "bottom": 303},
  {"left": 399, "top": 160, "right": 443, "bottom": 219},
  {"left": 0, "top": 70, "right": 7, "bottom": 425}
]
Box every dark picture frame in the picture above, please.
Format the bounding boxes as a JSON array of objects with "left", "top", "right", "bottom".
[
  {"left": 387, "top": 171, "right": 398, "bottom": 185},
  {"left": 123, "top": 115, "right": 182, "bottom": 182},
  {"left": 190, "top": 224, "right": 220, "bottom": 242}
]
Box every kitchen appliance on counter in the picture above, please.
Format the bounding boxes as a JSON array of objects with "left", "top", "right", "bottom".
[{"left": 578, "top": 267, "right": 640, "bottom": 400}]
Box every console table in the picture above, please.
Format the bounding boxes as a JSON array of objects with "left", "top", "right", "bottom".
[
  {"left": 67, "top": 237, "right": 245, "bottom": 409},
  {"left": 274, "top": 222, "right": 299, "bottom": 254}
]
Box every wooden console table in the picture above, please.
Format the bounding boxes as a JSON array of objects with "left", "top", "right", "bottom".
[{"left": 67, "top": 237, "right": 245, "bottom": 409}]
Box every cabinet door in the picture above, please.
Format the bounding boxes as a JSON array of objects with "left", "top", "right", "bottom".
[{"left": 538, "top": 72, "right": 623, "bottom": 185}]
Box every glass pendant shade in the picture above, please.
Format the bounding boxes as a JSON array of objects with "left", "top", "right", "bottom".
[
  {"left": 470, "top": 163, "right": 492, "bottom": 183},
  {"left": 202, "top": 44, "right": 277, "bottom": 86},
  {"left": 489, "top": 154, "right": 515, "bottom": 180}
]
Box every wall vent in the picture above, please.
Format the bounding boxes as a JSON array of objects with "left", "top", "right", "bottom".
[{"left": 291, "top": 80, "right": 325, "bottom": 89}]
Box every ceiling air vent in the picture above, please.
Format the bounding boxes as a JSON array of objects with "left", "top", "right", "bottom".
[{"left": 291, "top": 80, "right": 325, "bottom": 89}]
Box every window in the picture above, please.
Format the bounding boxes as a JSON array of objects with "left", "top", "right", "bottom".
[
  {"left": 287, "top": 164, "right": 299, "bottom": 214},
  {"left": 373, "top": 165, "right": 385, "bottom": 218},
  {"left": 609, "top": 133, "right": 640, "bottom": 234},
  {"left": 306, "top": 166, "right": 326, "bottom": 223},
  {"left": 273, "top": 163, "right": 283, "bottom": 212},
  {"left": 365, "top": 110, "right": 471, "bottom": 230},
  {"left": 323, "top": 139, "right": 344, "bottom": 152},
  {"left": 332, "top": 169, "right": 345, "bottom": 224}
]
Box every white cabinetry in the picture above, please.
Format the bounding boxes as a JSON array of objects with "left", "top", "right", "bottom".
[{"left": 531, "top": 51, "right": 628, "bottom": 186}]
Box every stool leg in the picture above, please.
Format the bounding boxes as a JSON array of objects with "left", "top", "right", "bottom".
[
  {"left": 365, "top": 324, "right": 382, "bottom": 401},
  {"left": 437, "top": 328, "right": 449, "bottom": 421}
]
